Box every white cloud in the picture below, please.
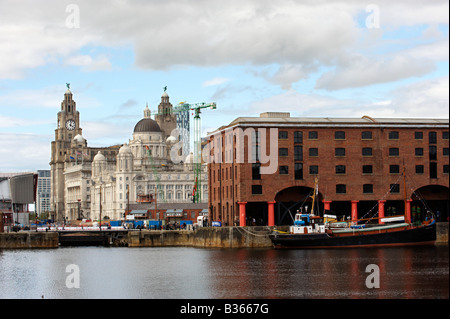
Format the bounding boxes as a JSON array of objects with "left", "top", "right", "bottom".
[
  {"left": 202, "top": 77, "right": 231, "bottom": 87},
  {"left": 315, "top": 54, "right": 436, "bottom": 90},
  {"left": 65, "top": 55, "right": 112, "bottom": 72}
]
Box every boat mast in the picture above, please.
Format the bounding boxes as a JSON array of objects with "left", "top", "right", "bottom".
[
  {"left": 402, "top": 162, "right": 408, "bottom": 221},
  {"left": 310, "top": 178, "right": 318, "bottom": 216}
]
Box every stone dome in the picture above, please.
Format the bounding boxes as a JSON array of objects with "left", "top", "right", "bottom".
[
  {"left": 134, "top": 118, "right": 162, "bottom": 133},
  {"left": 166, "top": 136, "right": 177, "bottom": 144},
  {"left": 93, "top": 151, "right": 106, "bottom": 162},
  {"left": 119, "top": 144, "right": 132, "bottom": 155}
]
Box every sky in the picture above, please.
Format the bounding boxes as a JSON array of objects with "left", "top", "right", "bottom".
[{"left": 0, "top": 0, "right": 448, "bottom": 172}]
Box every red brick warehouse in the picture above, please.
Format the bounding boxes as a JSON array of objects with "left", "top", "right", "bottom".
[{"left": 207, "top": 113, "right": 449, "bottom": 227}]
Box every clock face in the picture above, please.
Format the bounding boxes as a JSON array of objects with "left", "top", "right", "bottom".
[{"left": 65, "top": 119, "right": 76, "bottom": 131}]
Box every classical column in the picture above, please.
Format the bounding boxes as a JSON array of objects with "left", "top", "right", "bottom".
[
  {"left": 238, "top": 202, "right": 247, "bottom": 227},
  {"left": 351, "top": 200, "right": 359, "bottom": 221},
  {"left": 378, "top": 200, "right": 386, "bottom": 224},
  {"left": 267, "top": 201, "right": 276, "bottom": 226},
  {"left": 405, "top": 199, "right": 412, "bottom": 224}
]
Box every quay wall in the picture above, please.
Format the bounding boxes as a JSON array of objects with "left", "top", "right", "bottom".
[
  {"left": 128, "top": 226, "right": 277, "bottom": 248},
  {"left": 0, "top": 223, "right": 447, "bottom": 249},
  {"left": 436, "top": 222, "right": 448, "bottom": 244},
  {"left": 0, "top": 232, "right": 59, "bottom": 249}
]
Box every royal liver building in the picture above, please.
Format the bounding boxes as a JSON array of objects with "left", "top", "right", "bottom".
[{"left": 50, "top": 86, "right": 207, "bottom": 222}]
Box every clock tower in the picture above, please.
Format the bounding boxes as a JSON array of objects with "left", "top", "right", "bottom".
[{"left": 50, "top": 84, "right": 83, "bottom": 221}]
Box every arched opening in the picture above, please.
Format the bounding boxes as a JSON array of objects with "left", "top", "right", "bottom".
[
  {"left": 274, "top": 186, "right": 322, "bottom": 225},
  {"left": 411, "top": 185, "right": 449, "bottom": 222}
]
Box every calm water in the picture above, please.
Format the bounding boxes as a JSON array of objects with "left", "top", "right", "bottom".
[{"left": 0, "top": 246, "right": 448, "bottom": 299}]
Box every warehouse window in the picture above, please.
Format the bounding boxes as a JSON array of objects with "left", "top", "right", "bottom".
[
  {"left": 362, "top": 147, "right": 372, "bottom": 156},
  {"left": 336, "top": 184, "right": 346, "bottom": 194},
  {"left": 309, "top": 148, "right": 318, "bottom": 157},
  {"left": 309, "top": 165, "right": 319, "bottom": 175},
  {"left": 279, "top": 166, "right": 289, "bottom": 175},
  {"left": 363, "top": 184, "right": 373, "bottom": 194},
  {"left": 278, "top": 131, "right": 288, "bottom": 139},
  {"left": 363, "top": 165, "right": 373, "bottom": 174},
  {"left": 335, "top": 148, "right": 345, "bottom": 157},
  {"left": 336, "top": 165, "right": 346, "bottom": 174},
  {"left": 335, "top": 131, "right": 345, "bottom": 140},
  {"left": 308, "top": 131, "right": 318, "bottom": 140},
  {"left": 252, "top": 185, "right": 263, "bottom": 195},
  {"left": 389, "top": 148, "right": 399, "bottom": 156},
  {"left": 294, "top": 131, "right": 303, "bottom": 143},
  {"left": 295, "top": 163, "right": 303, "bottom": 180},
  {"left": 362, "top": 131, "right": 372, "bottom": 140},
  {"left": 388, "top": 131, "right": 399, "bottom": 140}
]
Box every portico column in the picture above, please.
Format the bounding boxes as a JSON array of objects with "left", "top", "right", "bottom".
[
  {"left": 405, "top": 200, "right": 412, "bottom": 224},
  {"left": 323, "top": 200, "right": 332, "bottom": 211},
  {"left": 351, "top": 200, "right": 359, "bottom": 221},
  {"left": 378, "top": 200, "right": 386, "bottom": 224},
  {"left": 267, "top": 201, "right": 276, "bottom": 226},
  {"left": 238, "top": 202, "right": 247, "bottom": 227}
]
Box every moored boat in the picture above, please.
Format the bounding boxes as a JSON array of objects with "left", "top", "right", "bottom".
[{"left": 269, "top": 176, "right": 437, "bottom": 249}]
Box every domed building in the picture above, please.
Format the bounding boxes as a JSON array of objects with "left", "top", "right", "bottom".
[{"left": 53, "top": 88, "right": 207, "bottom": 223}]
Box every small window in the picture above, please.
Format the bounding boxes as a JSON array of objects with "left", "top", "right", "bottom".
[
  {"left": 279, "top": 148, "right": 288, "bottom": 157},
  {"left": 444, "top": 165, "right": 449, "bottom": 174},
  {"left": 390, "top": 165, "right": 400, "bottom": 174},
  {"left": 362, "top": 165, "right": 373, "bottom": 174},
  {"left": 362, "top": 131, "right": 372, "bottom": 140},
  {"left": 388, "top": 131, "right": 399, "bottom": 140},
  {"left": 416, "top": 165, "right": 424, "bottom": 174},
  {"left": 335, "top": 148, "right": 345, "bottom": 157},
  {"left": 362, "top": 147, "right": 372, "bottom": 156},
  {"left": 309, "top": 148, "right": 318, "bottom": 157},
  {"left": 336, "top": 165, "right": 346, "bottom": 174},
  {"left": 336, "top": 184, "right": 346, "bottom": 194},
  {"left": 335, "top": 131, "right": 345, "bottom": 140},
  {"left": 415, "top": 132, "right": 423, "bottom": 140},
  {"left": 389, "top": 148, "right": 399, "bottom": 156},
  {"left": 309, "top": 165, "right": 319, "bottom": 175},
  {"left": 443, "top": 131, "right": 449, "bottom": 140},
  {"left": 252, "top": 185, "right": 263, "bottom": 195},
  {"left": 363, "top": 184, "right": 373, "bottom": 194},
  {"left": 279, "top": 131, "right": 288, "bottom": 139},
  {"left": 415, "top": 148, "right": 424, "bottom": 156},
  {"left": 279, "top": 166, "right": 289, "bottom": 175},
  {"left": 308, "top": 131, "right": 318, "bottom": 140},
  {"left": 444, "top": 148, "right": 449, "bottom": 156},
  {"left": 390, "top": 184, "right": 400, "bottom": 193}
]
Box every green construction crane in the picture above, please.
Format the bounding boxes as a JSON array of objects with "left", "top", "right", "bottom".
[
  {"left": 146, "top": 100, "right": 216, "bottom": 203},
  {"left": 179, "top": 102, "right": 217, "bottom": 203}
]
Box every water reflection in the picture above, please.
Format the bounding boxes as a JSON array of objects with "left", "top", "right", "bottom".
[{"left": 0, "top": 246, "right": 448, "bottom": 299}]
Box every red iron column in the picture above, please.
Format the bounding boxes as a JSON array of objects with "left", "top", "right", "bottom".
[
  {"left": 238, "top": 202, "right": 247, "bottom": 227},
  {"left": 351, "top": 200, "right": 359, "bottom": 221},
  {"left": 378, "top": 200, "right": 386, "bottom": 224},
  {"left": 267, "top": 201, "right": 276, "bottom": 226},
  {"left": 405, "top": 199, "right": 412, "bottom": 223}
]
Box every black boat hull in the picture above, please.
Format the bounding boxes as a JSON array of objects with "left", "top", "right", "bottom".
[{"left": 269, "top": 223, "right": 436, "bottom": 249}]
